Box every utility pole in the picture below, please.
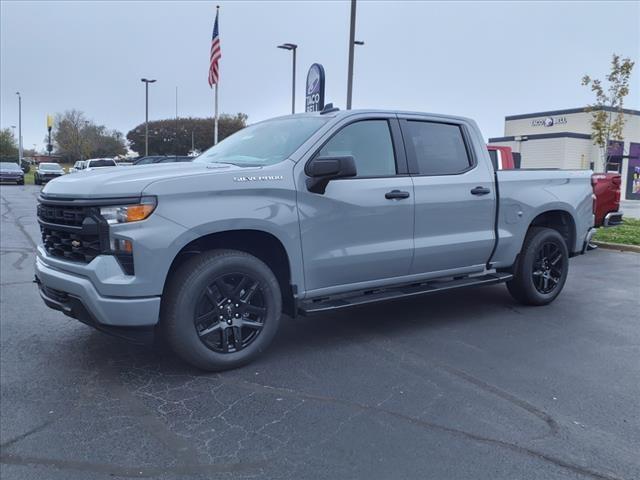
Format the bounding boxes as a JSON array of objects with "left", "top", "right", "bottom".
[
  {"left": 15, "top": 92, "right": 23, "bottom": 163},
  {"left": 140, "top": 78, "right": 156, "bottom": 156},
  {"left": 346, "top": 0, "right": 357, "bottom": 109},
  {"left": 277, "top": 43, "right": 298, "bottom": 114}
]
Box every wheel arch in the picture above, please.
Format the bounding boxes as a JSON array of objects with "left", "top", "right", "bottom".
[
  {"left": 163, "top": 229, "right": 296, "bottom": 316},
  {"left": 528, "top": 209, "right": 577, "bottom": 254}
]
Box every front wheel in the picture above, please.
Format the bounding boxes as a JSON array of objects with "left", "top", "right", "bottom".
[
  {"left": 506, "top": 227, "right": 569, "bottom": 306},
  {"left": 162, "top": 249, "right": 282, "bottom": 371}
]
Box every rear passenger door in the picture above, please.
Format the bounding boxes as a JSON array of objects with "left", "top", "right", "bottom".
[{"left": 399, "top": 116, "right": 496, "bottom": 276}]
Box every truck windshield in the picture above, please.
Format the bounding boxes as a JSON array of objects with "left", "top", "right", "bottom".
[{"left": 195, "top": 117, "right": 328, "bottom": 167}]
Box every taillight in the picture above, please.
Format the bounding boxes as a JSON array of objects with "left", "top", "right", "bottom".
[{"left": 592, "top": 193, "right": 597, "bottom": 214}]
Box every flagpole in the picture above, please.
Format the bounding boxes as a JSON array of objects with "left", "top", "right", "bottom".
[
  {"left": 214, "top": 4, "right": 220, "bottom": 145},
  {"left": 214, "top": 83, "right": 219, "bottom": 144}
]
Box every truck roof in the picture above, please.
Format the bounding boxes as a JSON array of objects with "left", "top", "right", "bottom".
[{"left": 267, "top": 109, "right": 475, "bottom": 125}]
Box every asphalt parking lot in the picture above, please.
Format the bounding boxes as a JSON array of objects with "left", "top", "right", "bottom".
[{"left": 1, "top": 184, "right": 639, "bottom": 480}]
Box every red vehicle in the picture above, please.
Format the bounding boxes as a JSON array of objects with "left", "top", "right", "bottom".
[
  {"left": 487, "top": 145, "right": 623, "bottom": 228},
  {"left": 591, "top": 173, "right": 623, "bottom": 227},
  {"left": 487, "top": 145, "right": 516, "bottom": 170}
]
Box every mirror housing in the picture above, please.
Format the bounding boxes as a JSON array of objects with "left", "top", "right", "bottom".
[{"left": 305, "top": 155, "right": 357, "bottom": 194}]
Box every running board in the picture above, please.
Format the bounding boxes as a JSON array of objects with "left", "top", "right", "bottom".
[{"left": 298, "top": 273, "right": 513, "bottom": 315}]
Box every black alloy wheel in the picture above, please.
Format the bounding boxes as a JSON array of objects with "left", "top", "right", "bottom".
[
  {"left": 194, "top": 273, "right": 267, "bottom": 353},
  {"left": 506, "top": 227, "right": 569, "bottom": 306},
  {"left": 532, "top": 241, "right": 564, "bottom": 294},
  {"left": 162, "top": 249, "right": 282, "bottom": 371}
]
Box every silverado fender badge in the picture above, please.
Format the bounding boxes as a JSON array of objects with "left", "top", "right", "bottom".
[{"left": 233, "top": 175, "right": 284, "bottom": 182}]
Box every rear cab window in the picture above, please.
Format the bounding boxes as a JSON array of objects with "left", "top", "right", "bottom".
[{"left": 402, "top": 121, "right": 472, "bottom": 175}]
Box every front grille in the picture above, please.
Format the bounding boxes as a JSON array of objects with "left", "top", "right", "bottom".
[
  {"left": 37, "top": 201, "right": 105, "bottom": 263},
  {"left": 37, "top": 204, "right": 87, "bottom": 226},
  {"left": 37, "top": 197, "right": 135, "bottom": 275},
  {"left": 40, "top": 225, "right": 102, "bottom": 262}
]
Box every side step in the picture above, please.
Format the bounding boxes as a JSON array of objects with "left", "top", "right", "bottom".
[{"left": 298, "top": 272, "right": 513, "bottom": 315}]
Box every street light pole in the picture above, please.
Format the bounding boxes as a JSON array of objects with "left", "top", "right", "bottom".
[
  {"left": 346, "top": 0, "right": 357, "bottom": 110},
  {"left": 278, "top": 43, "right": 298, "bottom": 114},
  {"left": 140, "top": 78, "right": 156, "bottom": 156},
  {"left": 15, "top": 92, "right": 23, "bottom": 163}
]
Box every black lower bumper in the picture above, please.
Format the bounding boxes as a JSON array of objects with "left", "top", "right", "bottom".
[{"left": 35, "top": 276, "right": 155, "bottom": 345}]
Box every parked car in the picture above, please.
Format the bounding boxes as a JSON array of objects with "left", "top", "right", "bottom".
[
  {"left": 84, "top": 158, "right": 118, "bottom": 171},
  {"left": 0, "top": 162, "right": 25, "bottom": 184},
  {"left": 592, "top": 173, "right": 623, "bottom": 227},
  {"left": 133, "top": 155, "right": 193, "bottom": 165},
  {"left": 34, "top": 162, "right": 65, "bottom": 185},
  {"left": 70, "top": 160, "right": 86, "bottom": 173},
  {"left": 35, "top": 109, "right": 595, "bottom": 371}
]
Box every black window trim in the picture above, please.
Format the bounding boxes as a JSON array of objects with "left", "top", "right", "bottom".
[
  {"left": 306, "top": 116, "right": 410, "bottom": 179},
  {"left": 399, "top": 118, "right": 477, "bottom": 177}
]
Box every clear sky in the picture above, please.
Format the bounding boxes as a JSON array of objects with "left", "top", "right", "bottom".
[{"left": 1, "top": 0, "right": 638, "bottom": 151}]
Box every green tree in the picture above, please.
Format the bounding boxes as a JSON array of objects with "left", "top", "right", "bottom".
[
  {"left": 52, "top": 110, "right": 126, "bottom": 162},
  {"left": 0, "top": 128, "right": 18, "bottom": 161},
  {"left": 126, "top": 113, "right": 248, "bottom": 156},
  {"left": 582, "top": 54, "right": 635, "bottom": 169}
]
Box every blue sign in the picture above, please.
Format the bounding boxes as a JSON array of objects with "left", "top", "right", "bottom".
[{"left": 305, "top": 63, "right": 325, "bottom": 112}]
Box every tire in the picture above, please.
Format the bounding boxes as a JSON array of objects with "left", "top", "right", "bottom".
[
  {"left": 35, "top": 177, "right": 41, "bottom": 185},
  {"left": 162, "top": 249, "right": 282, "bottom": 371},
  {"left": 506, "top": 227, "right": 569, "bottom": 306}
]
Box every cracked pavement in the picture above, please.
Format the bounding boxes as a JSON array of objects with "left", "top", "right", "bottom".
[{"left": 1, "top": 184, "right": 639, "bottom": 479}]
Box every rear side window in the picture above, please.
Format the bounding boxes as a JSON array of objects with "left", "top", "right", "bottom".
[
  {"left": 317, "top": 120, "right": 396, "bottom": 177},
  {"left": 404, "top": 121, "right": 471, "bottom": 175}
]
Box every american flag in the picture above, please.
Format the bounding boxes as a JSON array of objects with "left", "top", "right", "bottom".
[{"left": 208, "top": 10, "right": 221, "bottom": 87}]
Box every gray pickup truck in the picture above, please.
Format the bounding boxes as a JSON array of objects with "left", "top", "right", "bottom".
[{"left": 35, "top": 109, "right": 595, "bottom": 370}]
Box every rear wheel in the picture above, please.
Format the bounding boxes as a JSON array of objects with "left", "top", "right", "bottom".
[
  {"left": 506, "top": 227, "right": 569, "bottom": 306},
  {"left": 162, "top": 249, "right": 282, "bottom": 371}
]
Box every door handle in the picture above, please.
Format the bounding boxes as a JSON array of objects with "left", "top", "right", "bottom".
[
  {"left": 470, "top": 186, "right": 491, "bottom": 196},
  {"left": 385, "top": 190, "right": 410, "bottom": 200}
]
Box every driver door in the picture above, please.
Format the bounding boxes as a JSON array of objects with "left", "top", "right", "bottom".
[{"left": 295, "top": 115, "right": 415, "bottom": 296}]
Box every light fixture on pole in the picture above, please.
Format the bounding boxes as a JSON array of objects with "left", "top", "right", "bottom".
[
  {"left": 140, "top": 78, "right": 157, "bottom": 157},
  {"left": 277, "top": 43, "right": 298, "bottom": 114},
  {"left": 15, "top": 92, "right": 23, "bottom": 163}
]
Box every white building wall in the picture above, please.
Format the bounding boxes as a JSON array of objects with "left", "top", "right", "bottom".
[{"left": 563, "top": 138, "right": 592, "bottom": 169}]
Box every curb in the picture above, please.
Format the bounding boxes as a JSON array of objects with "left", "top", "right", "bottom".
[{"left": 592, "top": 241, "right": 640, "bottom": 253}]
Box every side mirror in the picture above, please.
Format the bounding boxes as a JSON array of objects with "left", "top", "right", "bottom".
[{"left": 305, "top": 155, "right": 357, "bottom": 194}]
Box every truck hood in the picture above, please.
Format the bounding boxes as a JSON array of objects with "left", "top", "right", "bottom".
[{"left": 41, "top": 162, "right": 246, "bottom": 199}]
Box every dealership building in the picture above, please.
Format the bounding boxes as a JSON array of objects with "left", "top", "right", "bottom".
[{"left": 488, "top": 107, "right": 640, "bottom": 200}]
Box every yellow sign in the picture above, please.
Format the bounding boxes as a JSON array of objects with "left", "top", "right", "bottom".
[{"left": 46, "top": 115, "right": 53, "bottom": 129}]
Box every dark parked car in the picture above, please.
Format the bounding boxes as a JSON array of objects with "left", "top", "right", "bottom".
[
  {"left": 0, "top": 162, "right": 25, "bottom": 184},
  {"left": 35, "top": 162, "right": 65, "bottom": 185},
  {"left": 133, "top": 155, "right": 194, "bottom": 165}
]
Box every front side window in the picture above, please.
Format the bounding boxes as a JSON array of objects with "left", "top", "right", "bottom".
[
  {"left": 405, "top": 121, "right": 471, "bottom": 175},
  {"left": 317, "top": 120, "right": 396, "bottom": 177}
]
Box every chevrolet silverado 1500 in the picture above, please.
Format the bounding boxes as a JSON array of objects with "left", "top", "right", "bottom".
[{"left": 35, "top": 109, "right": 595, "bottom": 370}]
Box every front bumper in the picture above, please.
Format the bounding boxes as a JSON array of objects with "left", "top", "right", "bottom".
[
  {"left": 35, "top": 254, "right": 160, "bottom": 342},
  {"left": 0, "top": 175, "right": 24, "bottom": 182}
]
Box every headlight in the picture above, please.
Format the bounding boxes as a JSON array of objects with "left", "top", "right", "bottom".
[{"left": 100, "top": 196, "right": 157, "bottom": 224}]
